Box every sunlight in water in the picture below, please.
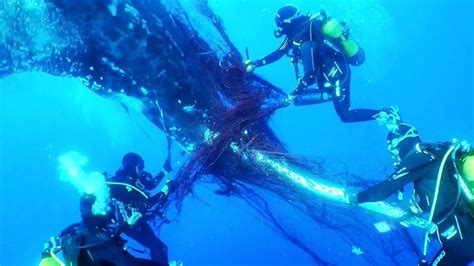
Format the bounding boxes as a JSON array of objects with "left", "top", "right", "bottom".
[{"left": 58, "top": 151, "right": 110, "bottom": 215}]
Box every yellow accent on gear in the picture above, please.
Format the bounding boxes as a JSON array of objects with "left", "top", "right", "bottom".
[
  {"left": 321, "top": 17, "right": 361, "bottom": 58},
  {"left": 462, "top": 154, "right": 474, "bottom": 181},
  {"left": 39, "top": 257, "right": 61, "bottom": 266},
  {"left": 341, "top": 37, "right": 360, "bottom": 57},
  {"left": 321, "top": 18, "right": 344, "bottom": 39}
]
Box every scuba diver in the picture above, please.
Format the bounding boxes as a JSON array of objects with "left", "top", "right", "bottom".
[
  {"left": 245, "top": 5, "right": 387, "bottom": 123},
  {"left": 39, "top": 186, "right": 174, "bottom": 266},
  {"left": 40, "top": 152, "right": 176, "bottom": 266},
  {"left": 105, "top": 152, "right": 174, "bottom": 265},
  {"left": 349, "top": 123, "right": 474, "bottom": 265},
  {"left": 39, "top": 198, "right": 161, "bottom": 266}
]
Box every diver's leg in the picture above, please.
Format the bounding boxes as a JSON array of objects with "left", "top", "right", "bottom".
[
  {"left": 332, "top": 71, "right": 381, "bottom": 123},
  {"left": 292, "top": 41, "right": 319, "bottom": 96},
  {"left": 125, "top": 221, "right": 169, "bottom": 266},
  {"left": 300, "top": 41, "right": 318, "bottom": 82}
]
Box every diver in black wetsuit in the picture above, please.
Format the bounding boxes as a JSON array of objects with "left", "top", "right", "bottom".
[
  {"left": 106, "top": 152, "right": 173, "bottom": 266},
  {"left": 350, "top": 123, "right": 474, "bottom": 265},
  {"left": 40, "top": 190, "right": 172, "bottom": 266},
  {"left": 245, "top": 5, "right": 385, "bottom": 123},
  {"left": 64, "top": 196, "right": 161, "bottom": 266},
  {"left": 40, "top": 153, "right": 174, "bottom": 266}
]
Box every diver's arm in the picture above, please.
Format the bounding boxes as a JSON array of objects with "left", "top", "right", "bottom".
[
  {"left": 109, "top": 199, "right": 144, "bottom": 231},
  {"left": 142, "top": 170, "right": 170, "bottom": 191},
  {"left": 357, "top": 167, "right": 428, "bottom": 203},
  {"left": 148, "top": 180, "right": 175, "bottom": 208},
  {"left": 149, "top": 192, "right": 168, "bottom": 208},
  {"left": 139, "top": 171, "right": 161, "bottom": 190},
  {"left": 153, "top": 164, "right": 171, "bottom": 188},
  {"left": 254, "top": 37, "right": 292, "bottom": 67},
  {"left": 143, "top": 158, "right": 172, "bottom": 190}
]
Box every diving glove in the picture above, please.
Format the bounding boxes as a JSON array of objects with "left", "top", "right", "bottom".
[
  {"left": 244, "top": 60, "right": 257, "bottom": 73},
  {"left": 127, "top": 211, "right": 143, "bottom": 226}
]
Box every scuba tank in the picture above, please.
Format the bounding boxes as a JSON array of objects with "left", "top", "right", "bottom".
[
  {"left": 454, "top": 151, "right": 474, "bottom": 215},
  {"left": 39, "top": 257, "right": 61, "bottom": 266},
  {"left": 314, "top": 10, "right": 365, "bottom": 66}
]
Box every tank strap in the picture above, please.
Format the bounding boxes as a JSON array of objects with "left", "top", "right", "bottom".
[
  {"left": 454, "top": 215, "right": 464, "bottom": 240},
  {"left": 422, "top": 144, "right": 459, "bottom": 258},
  {"left": 451, "top": 151, "right": 474, "bottom": 217},
  {"left": 106, "top": 181, "right": 149, "bottom": 199},
  {"left": 309, "top": 19, "right": 316, "bottom": 72},
  {"left": 429, "top": 149, "right": 464, "bottom": 226}
]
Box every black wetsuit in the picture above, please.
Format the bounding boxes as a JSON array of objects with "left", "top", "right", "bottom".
[
  {"left": 255, "top": 15, "right": 380, "bottom": 123},
  {"left": 56, "top": 196, "right": 163, "bottom": 266},
  {"left": 108, "top": 168, "right": 170, "bottom": 266},
  {"left": 357, "top": 144, "right": 474, "bottom": 266}
]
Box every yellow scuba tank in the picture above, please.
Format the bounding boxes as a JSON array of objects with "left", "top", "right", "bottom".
[
  {"left": 39, "top": 256, "right": 62, "bottom": 266},
  {"left": 318, "top": 14, "right": 365, "bottom": 66},
  {"left": 458, "top": 152, "right": 474, "bottom": 212}
]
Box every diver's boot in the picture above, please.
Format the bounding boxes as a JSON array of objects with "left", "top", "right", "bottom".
[{"left": 373, "top": 106, "right": 402, "bottom": 132}]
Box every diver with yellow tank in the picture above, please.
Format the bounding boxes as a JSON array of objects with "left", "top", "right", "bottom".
[
  {"left": 348, "top": 119, "right": 474, "bottom": 265},
  {"left": 38, "top": 152, "right": 179, "bottom": 266},
  {"left": 245, "top": 5, "right": 390, "bottom": 123}
]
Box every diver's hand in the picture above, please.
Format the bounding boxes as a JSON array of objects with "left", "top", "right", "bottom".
[
  {"left": 451, "top": 139, "right": 471, "bottom": 152},
  {"left": 127, "top": 211, "right": 143, "bottom": 226},
  {"left": 244, "top": 60, "right": 257, "bottom": 73},
  {"left": 283, "top": 94, "right": 296, "bottom": 105},
  {"left": 460, "top": 140, "right": 471, "bottom": 152}
]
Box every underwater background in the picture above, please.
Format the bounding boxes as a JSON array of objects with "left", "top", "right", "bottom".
[{"left": 0, "top": 0, "right": 473, "bottom": 265}]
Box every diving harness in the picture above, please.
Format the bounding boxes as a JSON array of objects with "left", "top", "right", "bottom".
[
  {"left": 418, "top": 140, "right": 473, "bottom": 264},
  {"left": 39, "top": 180, "right": 174, "bottom": 266}
]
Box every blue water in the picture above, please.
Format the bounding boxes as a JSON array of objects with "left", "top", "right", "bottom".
[{"left": 1, "top": 0, "right": 473, "bottom": 265}]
